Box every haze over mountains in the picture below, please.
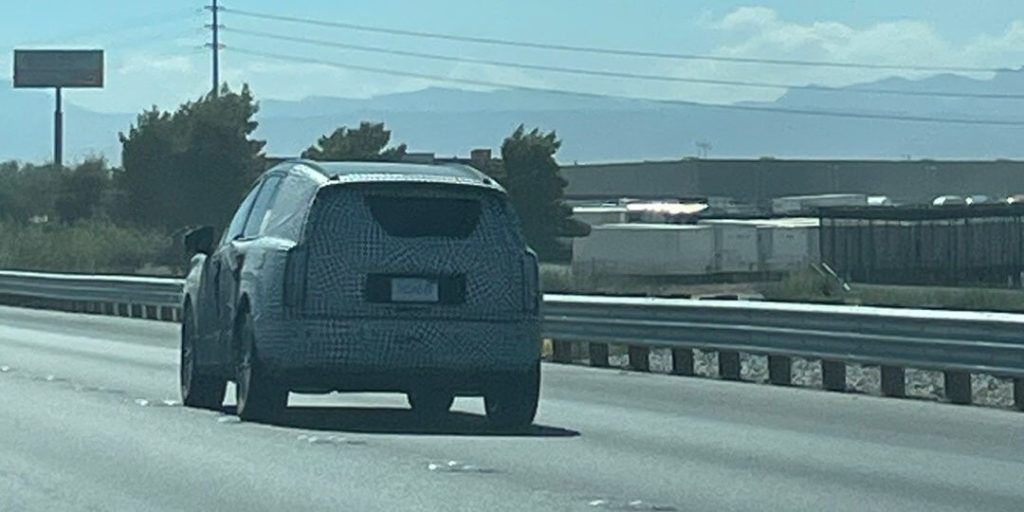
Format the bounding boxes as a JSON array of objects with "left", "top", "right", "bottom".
[{"left": 3, "top": 69, "right": 1024, "bottom": 165}]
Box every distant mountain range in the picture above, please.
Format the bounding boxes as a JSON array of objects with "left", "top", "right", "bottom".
[{"left": 3, "top": 70, "right": 1024, "bottom": 165}]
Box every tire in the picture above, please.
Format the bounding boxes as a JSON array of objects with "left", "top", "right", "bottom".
[
  {"left": 406, "top": 389, "right": 455, "bottom": 417},
  {"left": 484, "top": 362, "right": 540, "bottom": 429},
  {"left": 180, "top": 306, "right": 226, "bottom": 410},
  {"left": 235, "top": 312, "right": 288, "bottom": 422}
]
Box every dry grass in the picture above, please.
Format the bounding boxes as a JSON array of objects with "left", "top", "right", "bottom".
[
  {"left": 0, "top": 220, "right": 182, "bottom": 275},
  {"left": 760, "top": 269, "right": 1024, "bottom": 313}
]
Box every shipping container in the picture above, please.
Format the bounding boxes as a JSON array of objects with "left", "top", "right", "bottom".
[
  {"left": 571, "top": 206, "right": 629, "bottom": 226},
  {"left": 758, "top": 218, "right": 821, "bottom": 272},
  {"left": 772, "top": 193, "right": 868, "bottom": 216},
  {"left": 571, "top": 223, "right": 714, "bottom": 276},
  {"left": 698, "top": 219, "right": 760, "bottom": 273}
]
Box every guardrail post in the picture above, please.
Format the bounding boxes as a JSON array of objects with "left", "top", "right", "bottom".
[
  {"left": 718, "top": 350, "right": 741, "bottom": 380},
  {"left": 822, "top": 360, "right": 846, "bottom": 392},
  {"left": 768, "top": 355, "right": 791, "bottom": 386},
  {"left": 552, "top": 340, "right": 573, "bottom": 364},
  {"left": 944, "top": 371, "right": 972, "bottom": 405},
  {"left": 880, "top": 366, "right": 905, "bottom": 397},
  {"left": 588, "top": 342, "right": 609, "bottom": 368},
  {"left": 1014, "top": 378, "right": 1024, "bottom": 412},
  {"left": 671, "top": 348, "right": 694, "bottom": 376},
  {"left": 628, "top": 345, "right": 650, "bottom": 372}
]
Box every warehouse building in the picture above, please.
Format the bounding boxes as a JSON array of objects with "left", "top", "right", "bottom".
[{"left": 562, "top": 158, "right": 1024, "bottom": 207}]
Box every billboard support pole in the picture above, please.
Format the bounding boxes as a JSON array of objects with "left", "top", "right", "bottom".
[
  {"left": 54, "top": 86, "right": 63, "bottom": 169},
  {"left": 13, "top": 50, "right": 103, "bottom": 167}
]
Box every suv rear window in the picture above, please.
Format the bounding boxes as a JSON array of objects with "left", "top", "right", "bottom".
[{"left": 366, "top": 195, "right": 481, "bottom": 238}]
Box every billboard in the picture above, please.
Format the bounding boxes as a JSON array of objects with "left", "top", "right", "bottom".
[{"left": 13, "top": 49, "right": 104, "bottom": 88}]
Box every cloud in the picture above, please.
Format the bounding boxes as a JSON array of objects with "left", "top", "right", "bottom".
[
  {"left": 61, "top": 7, "right": 1024, "bottom": 113},
  {"left": 118, "top": 54, "right": 195, "bottom": 75},
  {"left": 444, "top": 62, "right": 548, "bottom": 91},
  {"left": 713, "top": 6, "right": 780, "bottom": 31},
  {"left": 225, "top": 60, "right": 431, "bottom": 100},
  {"left": 650, "top": 7, "right": 1024, "bottom": 104}
]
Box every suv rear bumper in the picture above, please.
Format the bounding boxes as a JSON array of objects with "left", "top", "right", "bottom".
[
  {"left": 277, "top": 367, "right": 533, "bottom": 394},
  {"left": 256, "top": 315, "right": 541, "bottom": 384}
]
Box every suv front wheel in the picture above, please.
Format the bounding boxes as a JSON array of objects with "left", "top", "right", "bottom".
[
  {"left": 235, "top": 312, "right": 288, "bottom": 422},
  {"left": 180, "top": 306, "right": 226, "bottom": 410}
]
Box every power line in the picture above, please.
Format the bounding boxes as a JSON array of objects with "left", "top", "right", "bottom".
[
  {"left": 221, "top": 7, "right": 1007, "bottom": 73},
  {"left": 92, "top": 26, "right": 205, "bottom": 53},
  {"left": 225, "top": 46, "right": 1024, "bottom": 127},
  {"left": 224, "top": 27, "right": 1024, "bottom": 100}
]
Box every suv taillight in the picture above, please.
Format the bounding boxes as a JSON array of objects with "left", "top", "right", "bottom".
[
  {"left": 283, "top": 244, "right": 308, "bottom": 308},
  {"left": 523, "top": 250, "right": 540, "bottom": 313}
]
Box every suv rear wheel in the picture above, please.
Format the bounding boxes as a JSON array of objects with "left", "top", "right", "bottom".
[
  {"left": 180, "top": 306, "right": 226, "bottom": 409},
  {"left": 484, "top": 362, "right": 540, "bottom": 429},
  {"left": 235, "top": 312, "right": 288, "bottom": 422}
]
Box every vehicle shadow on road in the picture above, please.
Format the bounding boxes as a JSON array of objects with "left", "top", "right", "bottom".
[{"left": 226, "top": 405, "right": 580, "bottom": 437}]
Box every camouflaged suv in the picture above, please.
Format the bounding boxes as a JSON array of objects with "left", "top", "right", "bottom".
[{"left": 180, "top": 160, "right": 542, "bottom": 427}]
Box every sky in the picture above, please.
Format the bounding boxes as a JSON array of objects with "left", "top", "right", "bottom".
[{"left": 4, "top": 1, "right": 1024, "bottom": 114}]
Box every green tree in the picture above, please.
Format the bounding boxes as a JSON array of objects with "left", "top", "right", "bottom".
[
  {"left": 55, "top": 157, "right": 112, "bottom": 223},
  {"left": 302, "top": 121, "right": 407, "bottom": 161},
  {"left": 0, "top": 161, "right": 61, "bottom": 223},
  {"left": 499, "top": 125, "right": 576, "bottom": 261},
  {"left": 119, "top": 84, "right": 266, "bottom": 230}
]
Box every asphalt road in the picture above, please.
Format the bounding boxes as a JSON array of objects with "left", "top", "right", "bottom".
[{"left": 1, "top": 306, "right": 1022, "bottom": 512}]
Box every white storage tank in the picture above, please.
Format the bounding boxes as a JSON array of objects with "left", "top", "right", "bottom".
[
  {"left": 572, "top": 223, "right": 714, "bottom": 276},
  {"left": 571, "top": 206, "right": 629, "bottom": 226}
]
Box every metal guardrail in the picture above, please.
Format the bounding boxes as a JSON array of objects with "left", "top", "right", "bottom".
[
  {"left": 544, "top": 295, "right": 1024, "bottom": 377},
  {"left": 0, "top": 270, "right": 184, "bottom": 321},
  {"left": 0, "top": 270, "right": 1021, "bottom": 410}
]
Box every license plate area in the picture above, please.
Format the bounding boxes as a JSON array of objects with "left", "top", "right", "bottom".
[
  {"left": 366, "top": 274, "right": 466, "bottom": 304},
  {"left": 391, "top": 277, "right": 439, "bottom": 303}
]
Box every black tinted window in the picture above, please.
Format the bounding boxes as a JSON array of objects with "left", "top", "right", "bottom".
[
  {"left": 366, "top": 196, "right": 481, "bottom": 238},
  {"left": 222, "top": 183, "right": 261, "bottom": 244},
  {"left": 264, "top": 174, "right": 319, "bottom": 241},
  {"left": 243, "top": 175, "right": 283, "bottom": 238}
]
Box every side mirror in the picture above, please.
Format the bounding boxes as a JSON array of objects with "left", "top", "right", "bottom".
[{"left": 184, "top": 226, "right": 216, "bottom": 256}]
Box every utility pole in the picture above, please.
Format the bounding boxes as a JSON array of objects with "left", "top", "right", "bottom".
[
  {"left": 54, "top": 86, "right": 63, "bottom": 168},
  {"left": 205, "top": 0, "right": 222, "bottom": 96}
]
